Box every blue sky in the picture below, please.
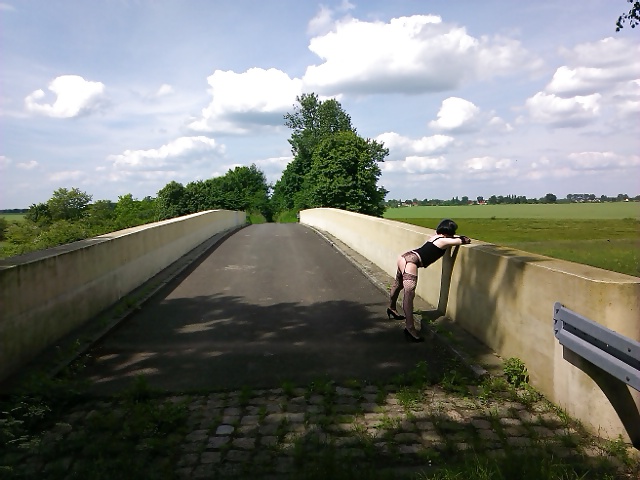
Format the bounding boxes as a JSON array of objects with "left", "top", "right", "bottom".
[{"left": 1, "top": 0, "right": 638, "bottom": 208}]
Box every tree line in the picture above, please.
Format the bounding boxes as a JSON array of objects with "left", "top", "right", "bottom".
[
  {"left": 387, "top": 192, "right": 636, "bottom": 208},
  {"left": 0, "top": 93, "right": 388, "bottom": 258},
  {"left": 0, "top": 163, "right": 273, "bottom": 258}
]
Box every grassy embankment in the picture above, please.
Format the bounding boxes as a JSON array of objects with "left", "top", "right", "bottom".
[{"left": 384, "top": 203, "right": 640, "bottom": 277}]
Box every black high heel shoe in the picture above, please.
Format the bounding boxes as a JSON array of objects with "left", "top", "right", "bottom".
[
  {"left": 387, "top": 308, "right": 405, "bottom": 320},
  {"left": 404, "top": 328, "right": 425, "bottom": 343}
]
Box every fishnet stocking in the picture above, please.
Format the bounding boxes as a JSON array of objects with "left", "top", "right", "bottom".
[
  {"left": 401, "top": 272, "right": 418, "bottom": 329},
  {"left": 389, "top": 251, "right": 420, "bottom": 329}
]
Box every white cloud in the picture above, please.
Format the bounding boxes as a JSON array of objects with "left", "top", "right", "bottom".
[
  {"left": 156, "top": 84, "right": 174, "bottom": 97},
  {"left": 464, "top": 156, "right": 514, "bottom": 172},
  {"left": 428, "top": 97, "right": 512, "bottom": 133},
  {"left": 382, "top": 155, "right": 448, "bottom": 174},
  {"left": 16, "top": 160, "right": 39, "bottom": 170},
  {"left": 567, "top": 151, "right": 640, "bottom": 171},
  {"left": 429, "top": 97, "right": 480, "bottom": 132},
  {"left": 253, "top": 156, "right": 292, "bottom": 184},
  {"left": 49, "top": 170, "right": 87, "bottom": 182},
  {"left": 546, "top": 64, "right": 640, "bottom": 98},
  {"left": 0, "top": 155, "right": 11, "bottom": 169},
  {"left": 307, "top": 1, "right": 355, "bottom": 35},
  {"left": 107, "top": 136, "right": 225, "bottom": 171},
  {"left": 25, "top": 75, "right": 107, "bottom": 118},
  {"left": 525, "top": 37, "right": 639, "bottom": 129},
  {"left": 525, "top": 92, "right": 601, "bottom": 128},
  {"left": 488, "top": 116, "right": 513, "bottom": 132},
  {"left": 0, "top": 3, "right": 15, "bottom": 12},
  {"left": 308, "top": 5, "right": 334, "bottom": 36},
  {"left": 188, "top": 68, "right": 303, "bottom": 134},
  {"left": 376, "top": 132, "right": 454, "bottom": 157},
  {"left": 562, "top": 37, "right": 639, "bottom": 70},
  {"left": 462, "top": 156, "right": 517, "bottom": 181},
  {"left": 611, "top": 79, "right": 640, "bottom": 118},
  {"left": 548, "top": 37, "right": 639, "bottom": 98},
  {"left": 302, "top": 15, "right": 540, "bottom": 96}
]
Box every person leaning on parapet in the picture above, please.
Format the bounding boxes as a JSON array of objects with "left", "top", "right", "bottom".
[{"left": 387, "top": 219, "right": 471, "bottom": 343}]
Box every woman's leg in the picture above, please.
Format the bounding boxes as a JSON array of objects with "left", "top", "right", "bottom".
[
  {"left": 401, "top": 269, "right": 418, "bottom": 332},
  {"left": 394, "top": 253, "right": 420, "bottom": 333},
  {"left": 388, "top": 255, "right": 407, "bottom": 311}
]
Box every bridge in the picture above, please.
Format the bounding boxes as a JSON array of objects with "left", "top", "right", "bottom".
[{"left": 1, "top": 208, "right": 638, "bottom": 477}]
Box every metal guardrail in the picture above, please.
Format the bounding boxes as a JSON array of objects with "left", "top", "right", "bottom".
[{"left": 553, "top": 302, "right": 640, "bottom": 392}]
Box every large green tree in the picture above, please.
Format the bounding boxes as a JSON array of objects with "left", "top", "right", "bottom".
[
  {"left": 46, "top": 187, "right": 92, "bottom": 221},
  {"left": 113, "top": 194, "right": 156, "bottom": 229},
  {"left": 304, "top": 131, "right": 388, "bottom": 216},
  {"left": 219, "top": 164, "right": 270, "bottom": 216},
  {"left": 25, "top": 202, "right": 51, "bottom": 225},
  {"left": 156, "top": 181, "right": 188, "bottom": 220},
  {"left": 273, "top": 93, "right": 388, "bottom": 216},
  {"left": 273, "top": 93, "right": 355, "bottom": 211}
]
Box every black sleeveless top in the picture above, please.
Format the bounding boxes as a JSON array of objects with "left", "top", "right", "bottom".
[{"left": 412, "top": 237, "right": 447, "bottom": 268}]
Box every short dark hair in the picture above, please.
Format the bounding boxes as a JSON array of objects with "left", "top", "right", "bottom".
[{"left": 436, "top": 219, "right": 458, "bottom": 236}]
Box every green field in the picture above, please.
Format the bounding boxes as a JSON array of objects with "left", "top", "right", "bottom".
[
  {"left": 384, "top": 203, "right": 640, "bottom": 277},
  {"left": 0, "top": 213, "right": 26, "bottom": 222},
  {"left": 384, "top": 202, "right": 640, "bottom": 220}
]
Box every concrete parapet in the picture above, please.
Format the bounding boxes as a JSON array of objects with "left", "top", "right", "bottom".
[
  {"left": 0, "top": 210, "right": 245, "bottom": 383},
  {"left": 300, "top": 207, "right": 640, "bottom": 445}
]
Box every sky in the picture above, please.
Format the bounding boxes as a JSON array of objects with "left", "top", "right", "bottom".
[{"left": 1, "top": 0, "right": 639, "bottom": 209}]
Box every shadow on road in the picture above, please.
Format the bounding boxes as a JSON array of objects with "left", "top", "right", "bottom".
[{"left": 81, "top": 290, "right": 459, "bottom": 395}]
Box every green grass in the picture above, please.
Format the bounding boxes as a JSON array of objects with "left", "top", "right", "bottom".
[
  {"left": 247, "top": 212, "right": 267, "bottom": 224},
  {"left": 384, "top": 213, "right": 640, "bottom": 277},
  {"left": 276, "top": 209, "right": 300, "bottom": 223},
  {"left": 384, "top": 202, "right": 640, "bottom": 220},
  {"left": 0, "top": 214, "right": 26, "bottom": 222}
]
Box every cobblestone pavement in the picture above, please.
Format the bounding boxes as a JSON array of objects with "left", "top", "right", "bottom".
[
  {"left": 7, "top": 379, "right": 638, "bottom": 479},
  {"left": 173, "top": 385, "right": 594, "bottom": 479}
]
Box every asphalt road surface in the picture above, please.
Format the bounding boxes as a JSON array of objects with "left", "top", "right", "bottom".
[{"left": 79, "top": 223, "right": 455, "bottom": 395}]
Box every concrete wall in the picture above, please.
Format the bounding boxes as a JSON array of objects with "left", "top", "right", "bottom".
[
  {"left": 0, "top": 210, "right": 245, "bottom": 382},
  {"left": 300, "top": 207, "right": 640, "bottom": 445}
]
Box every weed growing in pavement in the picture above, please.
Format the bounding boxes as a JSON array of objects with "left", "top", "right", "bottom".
[
  {"left": 601, "top": 435, "right": 635, "bottom": 468},
  {"left": 440, "top": 369, "right": 469, "bottom": 395},
  {"left": 281, "top": 380, "right": 296, "bottom": 397},
  {"left": 275, "top": 417, "right": 290, "bottom": 441},
  {"left": 503, "top": 357, "right": 529, "bottom": 388},
  {"left": 308, "top": 376, "right": 333, "bottom": 394},
  {"left": 378, "top": 414, "right": 401, "bottom": 432},
  {"left": 238, "top": 385, "right": 252, "bottom": 406},
  {"left": 396, "top": 386, "right": 423, "bottom": 411},
  {"left": 258, "top": 404, "right": 268, "bottom": 423},
  {"left": 407, "top": 360, "right": 432, "bottom": 387},
  {"left": 344, "top": 378, "right": 362, "bottom": 390},
  {"left": 478, "top": 376, "right": 511, "bottom": 400},
  {"left": 515, "top": 384, "right": 543, "bottom": 407},
  {"left": 375, "top": 384, "right": 387, "bottom": 404}
]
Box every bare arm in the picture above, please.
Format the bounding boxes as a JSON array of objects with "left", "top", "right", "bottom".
[{"left": 431, "top": 235, "right": 471, "bottom": 248}]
